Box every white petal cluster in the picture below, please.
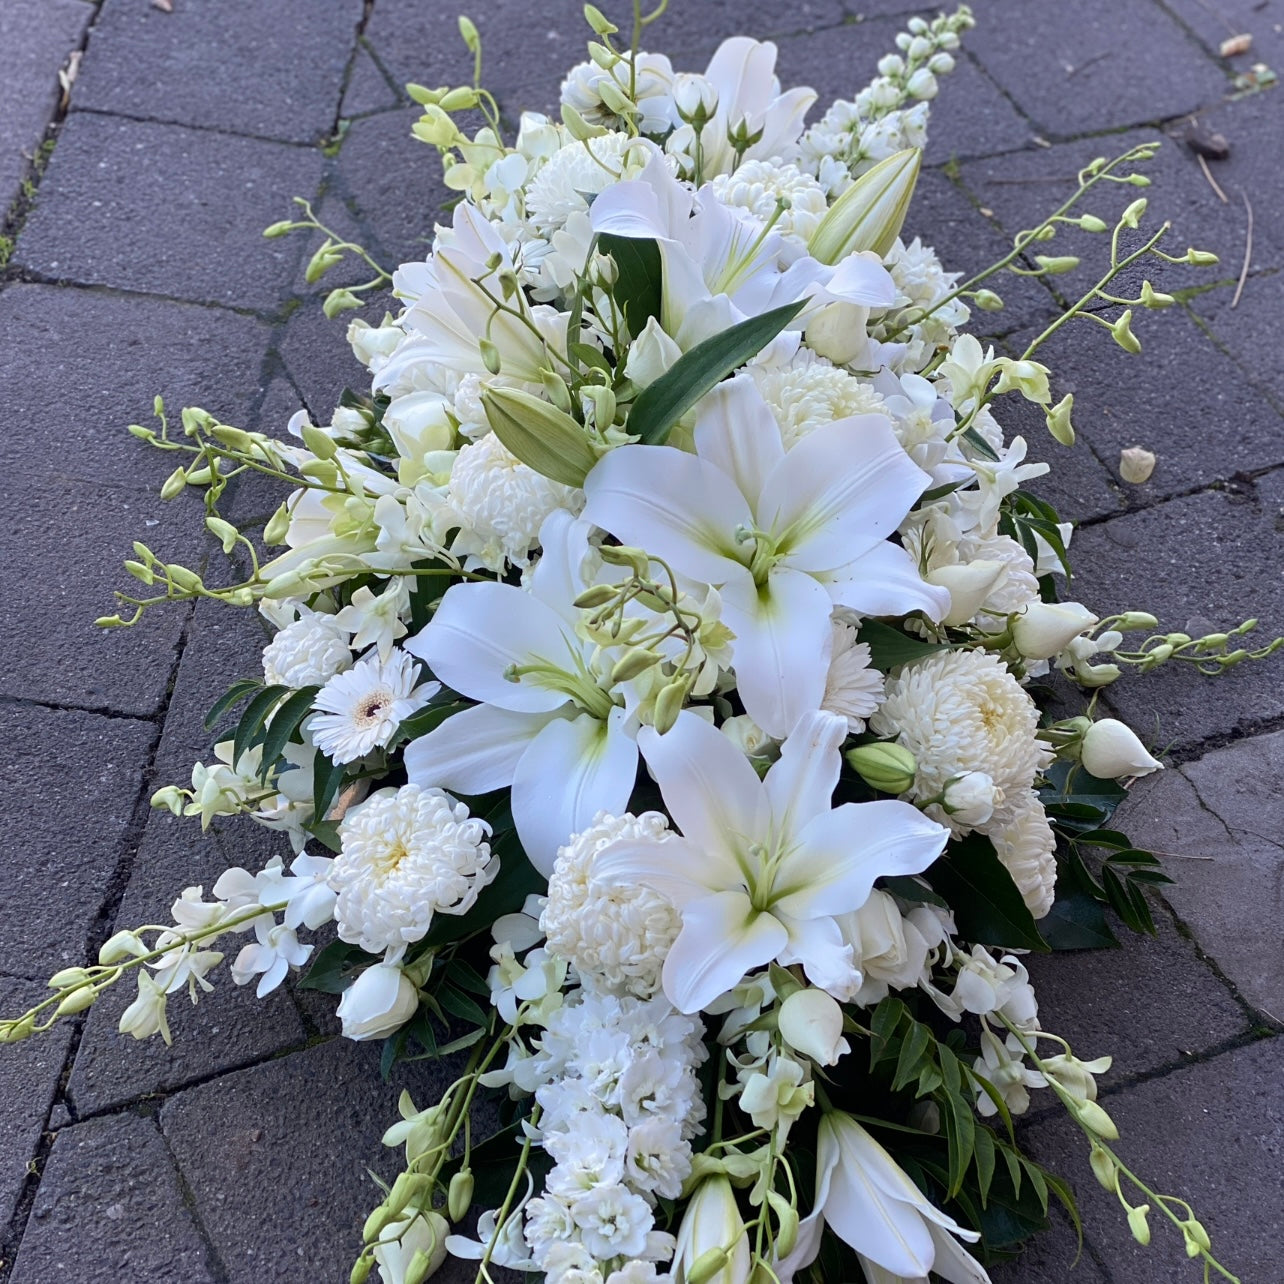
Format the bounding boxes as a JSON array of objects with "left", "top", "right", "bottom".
[
  {"left": 309, "top": 648, "right": 435, "bottom": 764},
  {"left": 542, "top": 812, "right": 682, "bottom": 999},
  {"left": 821, "top": 623, "right": 884, "bottom": 733},
  {"left": 990, "top": 789, "right": 1058, "bottom": 918},
  {"left": 707, "top": 158, "right": 830, "bottom": 242},
  {"left": 749, "top": 351, "right": 887, "bottom": 449},
  {"left": 329, "top": 784, "right": 495, "bottom": 954},
  {"left": 447, "top": 431, "right": 582, "bottom": 571},
  {"left": 261, "top": 609, "right": 351, "bottom": 687},
  {"left": 525, "top": 133, "right": 648, "bottom": 234},
  {"left": 871, "top": 649, "right": 1053, "bottom": 832}
]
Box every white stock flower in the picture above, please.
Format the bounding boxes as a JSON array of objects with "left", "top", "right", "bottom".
[
  {"left": 989, "top": 790, "right": 1057, "bottom": 919},
  {"left": 541, "top": 812, "right": 682, "bottom": 998},
  {"left": 1080, "top": 718, "right": 1163, "bottom": 779},
  {"left": 750, "top": 351, "right": 888, "bottom": 450},
  {"left": 871, "top": 649, "right": 1052, "bottom": 833},
  {"left": 448, "top": 429, "right": 583, "bottom": 571},
  {"left": 572, "top": 1183, "right": 654, "bottom": 1261},
  {"left": 261, "top": 609, "right": 351, "bottom": 687},
  {"left": 708, "top": 159, "right": 830, "bottom": 241},
  {"left": 595, "top": 709, "right": 948, "bottom": 1013},
  {"left": 336, "top": 962, "right": 419, "bottom": 1040},
  {"left": 330, "top": 784, "right": 495, "bottom": 954},
  {"left": 822, "top": 623, "right": 885, "bottom": 734},
  {"left": 308, "top": 648, "right": 436, "bottom": 764}
]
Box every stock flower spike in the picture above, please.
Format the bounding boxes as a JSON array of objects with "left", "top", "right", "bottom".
[{"left": 7, "top": 6, "right": 1271, "bottom": 1284}]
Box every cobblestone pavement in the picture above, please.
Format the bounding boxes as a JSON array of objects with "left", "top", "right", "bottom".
[{"left": 1, "top": 1, "right": 1281, "bottom": 1281}]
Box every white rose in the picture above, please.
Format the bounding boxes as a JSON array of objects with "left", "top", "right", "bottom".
[
  {"left": 927, "top": 559, "right": 1007, "bottom": 627},
  {"left": 624, "top": 315, "right": 683, "bottom": 389},
  {"left": 336, "top": 963, "right": 419, "bottom": 1041},
  {"left": 838, "top": 890, "right": 930, "bottom": 1003},
  {"left": 1011, "top": 600, "right": 1097, "bottom": 660},
  {"left": 778, "top": 988, "right": 850, "bottom": 1066},
  {"left": 1080, "top": 718, "right": 1163, "bottom": 779},
  {"left": 941, "top": 771, "right": 1000, "bottom": 829}
]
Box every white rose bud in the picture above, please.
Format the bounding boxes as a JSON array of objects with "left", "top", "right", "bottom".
[
  {"left": 1080, "top": 718, "right": 1163, "bottom": 779},
  {"left": 337, "top": 964, "right": 420, "bottom": 1041},
  {"left": 941, "top": 772, "right": 1000, "bottom": 828},
  {"left": 720, "top": 714, "right": 775, "bottom": 760},
  {"left": 623, "top": 314, "right": 683, "bottom": 388},
  {"left": 927, "top": 559, "right": 1007, "bottom": 627},
  {"left": 778, "top": 987, "right": 851, "bottom": 1066},
  {"left": 1011, "top": 600, "right": 1098, "bottom": 660},
  {"left": 672, "top": 72, "right": 718, "bottom": 124}
]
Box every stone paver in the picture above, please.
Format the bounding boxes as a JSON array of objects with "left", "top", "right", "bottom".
[
  {"left": 991, "top": 1208, "right": 1114, "bottom": 1283},
  {"left": 0, "top": 284, "right": 271, "bottom": 490},
  {"left": 1193, "top": 268, "right": 1284, "bottom": 414},
  {"left": 1161, "top": 0, "right": 1284, "bottom": 71},
  {"left": 0, "top": 0, "right": 93, "bottom": 214},
  {"left": 1115, "top": 729, "right": 1284, "bottom": 1021},
  {"left": 0, "top": 705, "right": 152, "bottom": 979},
  {"left": 15, "top": 113, "right": 322, "bottom": 312},
  {"left": 0, "top": 977, "right": 76, "bottom": 1230},
  {"left": 74, "top": 0, "right": 362, "bottom": 145},
  {"left": 340, "top": 41, "right": 404, "bottom": 118},
  {"left": 10, "top": 1112, "right": 216, "bottom": 1284},
  {"left": 278, "top": 296, "right": 381, "bottom": 426}
]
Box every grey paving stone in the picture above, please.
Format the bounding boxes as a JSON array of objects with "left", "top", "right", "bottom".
[
  {"left": 0, "top": 976, "right": 76, "bottom": 1230},
  {"left": 1025, "top": 911, "right": 1248, "bottom": 1085},
  {"left": 1159, "top": 0, "right": 1284, "bottom": 69},
  {"left": 965, "top": 0, "right": 1228, "bottom": 137},
  {"left": 14, "top": 113, "right": 323, "bottom": 312},
  {"left": 74, "top": 0, "right": 362, "bottom": 145},
  {"left": 0, "top": 474, "right": 208, "bottom": 714},
  {"left": 0, "top": 283, "right": 271, "bottom": 490},
  {"left": 990, "top": 1207, "right": 1113, "bottom": 1283},
  {"left": 65, "top": 809, "right": 305, "bottom": 1117},
  {"left": 278, "top": 296, "right": 380, "bottom": 425},
  {"left": 1022, "top": 1037, "right": 1283, "bottom": 1283},
  {"left": 1004, "top": 308, "right": 1284, "bottom": 509},
  {"left": 0, "top": 0, "right": 93, "bottom": 214},
  {"left": 1071, "top": 471, "right": 1284, "bottom": 751},
  {"left": 161, "top": 1036, "right": 509, "bottom": 1284},
  {"left": 1192, "top": 268, "right": 1284, "bottom": 415},
  {"left": 1114, "top": 730, "right": 1284, "bottom": 1020},
  {"left": 0, "top": 705, "right": 152, "bottom": 979},
  {"left": 341, "top": 41, "right": 404, "bottom": 118},
  {"left": 11, "top": 1112, "right": 216, "bottom": 1284}
]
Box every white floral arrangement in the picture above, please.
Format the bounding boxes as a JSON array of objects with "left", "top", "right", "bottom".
[{"left": 6, "top": 6, "right": 1276, "bottom": 1283}]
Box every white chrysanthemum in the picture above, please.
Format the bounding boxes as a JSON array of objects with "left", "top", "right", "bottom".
[
  {"left": 330, "top": 784, "right": 495, "bottom": 954},
  {"left": 750, "top": 352, "right": 887, "bottom": 449},
  {"left": 525, "top": 132, "right": 644, "bottom": 234},
  {"left": 542, "top": 812, "right": 682, "bottom": 998},
  {"left": 886, "top": 237, "right": 964, "bottom": 314},
  {"left": 990, "top": 790, "right": 1057, "bottom": 919},
  {"left": 262, "top": 611, "right": 351, "bottom": 687},
  {"left": 448, "top": 431, "right": 582, "bottom": 571},
  {"left": 870, "top": 649, "right": 1052, "bottom": 831},
  {"left": 309, "top": 648, "right": 435, "bottom": 765},
  {"left": 708, "top": 159, "right": 830, "bottom": 242},
  {"left": 822, "top": 624, "right": 884, "bottom": 733}
]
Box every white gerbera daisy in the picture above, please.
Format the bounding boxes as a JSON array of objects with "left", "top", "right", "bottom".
[
  {"left": 989, "top": 790, "right": 1057, "bottom": 918},
  {"left": 822, "top": 623, "right": 885, "bottom": 733},
  {"left": 330, "top": 784, "right": 495, "bottom": 954},
  {"left": 870, "top": 649, "right": 1052, "bottom": 832},
  {"left": 708, "top": 159, "right": 830, "bottom": 242},
  {"left": 541, "top": 812, "right": 681, "bottom": 999},
  {"left": 309, "top": 648, "right": 435, "bottom": 765},
  {"left": 749, "top": 351, "right": 887, "bottom": 449},
  {"left": 262, "top": 609, "right": 351, "bottom": 687}
]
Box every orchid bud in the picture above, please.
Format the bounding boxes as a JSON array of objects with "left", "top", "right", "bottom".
[
  {"left": 447, "top": 1169, "right": 474, "bottom": 1222},
  {"left": 1089, "top": 1142, "right": 1118, "bottom": 1192},
  {"left": 1127, "top": 1203, "right": 1152, "bottom": 1246},
  {"left": 1111, "top": 309, "right": 1142, "bottom": 353},
  {"left": 1080, "top": 719, "right": 1162, "bottom": 779},
  {"left": 1046, "top": 392, "right": 1075, "bottom": 446},
  {"left": 1075, "top": 1099, "right": 1119, "bottom": 1140},
  {"left": 99, "top": 929, "right": 147, "bottom": 965}
]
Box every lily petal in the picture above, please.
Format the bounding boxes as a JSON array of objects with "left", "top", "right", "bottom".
[
  {"left": 763, "top": 708, "right": 847, "bottom": 836},
  {"left": 822, "top": 539, "right": 951, "bottom": 622},
  {"left": 592, "top": 834, "right": 728, "bottom": 910},
  {"left": 403, "top": 703, "right": 557, "bottom": 796},
  {"left": 693, "top": 376, "right": 785, "bottom": 511}
]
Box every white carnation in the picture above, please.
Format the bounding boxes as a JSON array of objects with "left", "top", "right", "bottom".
[
  {"left": 708, "top": 159, "right": 830, "bottom": 242},
  {"left": 542, "top": 812, "right": 681, "bottom": 998},
  {"left": 870, "top": 649, "right": 1052, "bottom": 832},
  {"left": 822, "top": 623, "right": 884, "bottom": 733},
  {"left": 990, "top": 790, "right": 1058, "bottom": 919},
  {"left": 330, "top": 784, "right": 496, "bottom": 955},
  {"left": 262, "top": 611, "right": 351, "bottom": 687},
  {"left": 749, "top": 351, "right": 886, "bottom": 449},
  {"left": 448, "top": 430, "right": 582, "bottom": 571}
]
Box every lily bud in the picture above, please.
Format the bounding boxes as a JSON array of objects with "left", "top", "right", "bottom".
[
  {"left": 846, "top": 741, "right": 917, "bottom": 795},
  {"left": 809, "top": 147, "right": 922, "bottom": 263},
  {"left": 778, "top": 987, "right": 850, "bottom": 1066},
  {"left": 482, "top": 386, "right": 598, "bottom": 488},
  {"left": 1080, "top": 718, "right": 1163, "bottom": 779}
]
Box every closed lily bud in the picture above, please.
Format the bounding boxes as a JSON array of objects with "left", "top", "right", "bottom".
[
  {"left": 482, "top": 386, "right": 598, "bottom": 488},
  {"left": 1080, "top": 718, "right": 1163, "bottom": 779},
  {"left": 1118, "top": 445, "right": 1156, "bottom": 483},
  {"left": 809, "top": 147, "right": 922, "bottom": 263},
  {"left": 778, "top": 987, "right": 851, "bottom": 1066},
  {"left": 1012, "top": 600, "right": 1098, "bottom": 661},
  {"left": 846, "top": 741, "right": 917, "bottom": 794}
]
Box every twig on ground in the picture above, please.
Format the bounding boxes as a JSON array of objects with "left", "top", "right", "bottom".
[
  {"left": 1197, "top": 152, "right": 1229, "bottom": 203},
  {"left": 1232, "top": 188, "right": 1254, "bottom": 308}
]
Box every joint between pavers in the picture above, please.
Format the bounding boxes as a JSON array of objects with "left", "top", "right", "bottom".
[
  {"left": 67, "top": 105, "right": 329, "bottom": 154},
  {"left": 0, "top": 693, "right": 165, "bottom": 725}
]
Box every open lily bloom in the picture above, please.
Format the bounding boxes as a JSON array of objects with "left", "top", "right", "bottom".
[
  {"left": 403, "top": 512, "right": 637, "bottom": 873},
  {"left": 584, "top": 377, "right": 948, "bottom": 737},
  {"left": 594, "top": 709, "right": 948, "bottom": 1013}
]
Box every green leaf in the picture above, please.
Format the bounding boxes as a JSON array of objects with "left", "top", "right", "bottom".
[
  {"left": 204, "top": 678, "right": 261, "bottom": 731},
  {"left": 939, "top": 1046, "right": 976, "bottom": 1199},
  {"left": 869, "top": 997, "right": 907, "bottom": 1068},
  {"left": 436, "top": 984, "right": 488, "bottom": 1028},
  {"left": 598, "top": 233, "right": 662, "bottom": 338},
  {"left": 962, "top": 425, "right": 1000, "bottom": 462},
  {"left": 879, "top": 875, "right": 949, "bottom": 908},
  {"left": 232, "top": 684, "right": 290, "bottom": 767},
  {"left": 626, "top": 300, "right": 807, "bottom": 445},
  {"left": 312, "top": 750, "right": 346, "bottom": 819},
  {"left": 257, "top": 684, "right": 319, "bottom": 779},
  {"left": 974, "top": 1125, "right": 997, "bottom": 1207},
  {"left": 390, "top": 698, "right": 465, "bottom": 750},
  {"left": 925, "top": 834, "right": 1050, "bottom": 952},
  {"left": 307, "top": 819, "right": 342, "bottom": 852},
  {"left": 892, "top": 1019, "right": 932, "bottom": 1092},
  {"left": 1039, "top": 889, "right": 1119, "bottom": 950},
  {"left": 857, "top": 619, "right": 946, "bottom": 672},
  {"left": 299, "top": 939, "right": 368, "bottom": 992}
]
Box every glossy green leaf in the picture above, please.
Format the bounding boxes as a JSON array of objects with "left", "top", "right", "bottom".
[
  {"left": 257, "top": 684, "right": 319, "bottom": 779},
  {"left": 599, "top": 233, "right": 662, "bottom": 338},
  {"left": 857, "top": 619, "right": 946, "bottom": 672},
  {"left": 925, "top": 834, "right": 1050, "bottom": 952}
]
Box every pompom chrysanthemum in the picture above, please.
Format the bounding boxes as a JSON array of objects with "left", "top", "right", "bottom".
[
  {"left": 990, "top": 790, "right": 1058, "bottom": 918},
  {"left": 708, "top": 159, "right": 830, "bottom": 242},
  {"left": 262, "top": 610, "right": 351, "bottom": 687},
  {"left": 330, "top": 784, "right": 495, "bottom": 954},
  {"left": 541, "top": 813, "right": 682, "bottom": 998},
  {"left": 309, "top": 648, "right": 435, "bottom": 765},
  {"left": 525, "top": 133, "right": 647, "bottom": 234},
  {"left": 750, "top": 351, "right": 887, "bottom": 449},
  {"left": 822, "top": 623, "right": 884, "bottom": 733}
]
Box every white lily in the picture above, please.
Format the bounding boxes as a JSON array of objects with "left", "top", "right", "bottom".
[
  {"left": 402, "top": 511, "right": 638, "bottom": 874},
  {"left": 594, "top": 709, "right": 948, "bottom": 1013},
  {"left": 583, "top": 377, "right": 948, "bottom": 737},
  {"left": 816, "top": 1112, "right": 990, "bottom": 1283}
]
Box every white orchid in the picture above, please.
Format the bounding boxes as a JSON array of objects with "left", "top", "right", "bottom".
[
  {"left": 594, "top": 709, "right": 948, "bottom": 1013},
  {"left": 403, "top": 510, "right": 638, "bottom": 873},
  {"left": 584, "top": 377, "right": 948, "bottom": 737}
]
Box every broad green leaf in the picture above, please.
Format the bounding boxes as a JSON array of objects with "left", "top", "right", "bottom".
[
  {"left": 627, "top": 300, "right": 807, "bottom": 445},
  {"left": 974, "top": 1125, "right": 997, "bottom": 1207},
  {"left": 436, "top": 984, "right": 487, "bottom": 1027},
  {"left": 312, "top": 749, "right": 346, "bottom": 819},
  {"left": 892, "top": 1019, "right": 932, "bottom": 1092},
  {"left": 925, "top": 834, "right": 1050, "bottom": 952},
  {"left": 204, "top": 678, "right": 260, "bottom": 731},
  {"left": 869, "top": 997, "right": 907, "bottom": 1068},
  {"left": 232, "top": 683, "right": 290, "bottom": 767},
  {"left": 1039, "top": 890, "right": 1119, "bottom": 950},
  {"left": 857, "top": 619, "right": 946, "bottom": 672},
  {"left": 598, "top": 233, "right": 662, "bottom": 337},
  {"left": 299, "top": 939, "right": 367, "bottom": 992},
  {"left": 257, "top": 684, "right": 320, "bottom": 779}
]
